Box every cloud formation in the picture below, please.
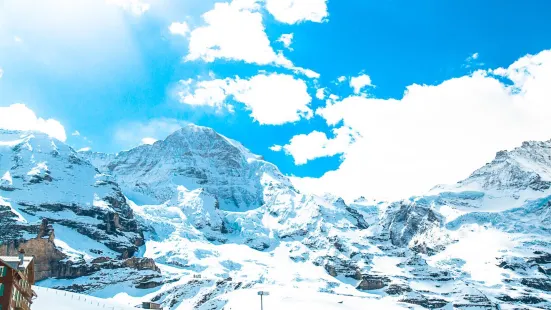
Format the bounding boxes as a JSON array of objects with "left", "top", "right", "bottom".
[
  {"left": 77, "top": 147, "right": 91, "bottom": 152},
  {"left": 114, "top": 118, "right": 190, "bottom": 148},
  {"left": 106, "top": 0, "right": 150, "bottom": 16},
  {"left": 186, "top": 1, "right": 290, "bottom": 66},
  {"left": 316, "top": 88, "right": 325, "bottom": 100},
  {"left": 0, "top": 104, "right": 67, "bottom": 141},
  {"left": 290, "top": 49, "right": 551, "bottom": 201},
  {"left": 178, "top": 73, "right": 313, "bottom": 125},
  {"left": 141, "top": 137, "right": 158, "bottom": 145},
  {"left": 169, "top": 22, "right": 190, "bottom": 37},
  {"left": 184, "top": 0, "right": 319, "bottom": 79},
  {"left": 277, "top": 33, "right": 294, "bottom": 50},
  {"left": 274, "top": 126, "right": 359, "bottom": 165},
  {"left": 349, "top": 74, "right": 372, "bottom": 94},
  {"left": 265, "top": 0, "right": 329, "bottom": 24}
]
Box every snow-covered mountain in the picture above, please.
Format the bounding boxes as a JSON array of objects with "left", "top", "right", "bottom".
[
  {"left": 84, "top": 125, "right": 282, "bottom": 212},
  {"left": 3, "top": 127, "right": 551, "bottom": 309},
  {"left": 0, "top": 130, "right": 159, "bottom": 283}
]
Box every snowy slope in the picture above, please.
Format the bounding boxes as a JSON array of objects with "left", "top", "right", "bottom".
[
  {"left": 33, "top": 286, "right": 136, "bottom": 310},
  {"left": 379, "top": 140, "right": 551, "bottom": 309}
]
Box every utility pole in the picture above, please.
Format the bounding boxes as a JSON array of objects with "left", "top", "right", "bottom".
[{"left": 257, "top": 291, "right": 270, "bottom": 310}]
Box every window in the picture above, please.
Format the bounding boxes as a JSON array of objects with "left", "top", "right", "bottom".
[
  {"left": 0, "top": 283, "right": 4, "bottom": 296},
  {"left": 0, "top": 266, "right": 6, "bottom": 277}
]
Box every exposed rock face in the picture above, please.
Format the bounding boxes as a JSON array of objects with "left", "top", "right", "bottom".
[
  {"left": 386, "top": 201, "right": 443, "bottom": 247},
  {"left": 0, "top": 219, "right": 158, "bottom": 281},
  {"left": 0, "top": 221, "right": 67, "bottom": 281},
  {"left": 357, "top": 275, "right": 390, "bottom": 290},
  {"left": 52, "top": 256, "right": 160, "bottom": 280},
  {"left": 521, "top": 278, "right": 551, "bottom": 292},
  {"left": 385, "top": 284, "right": 412, "bottom": 295},
  {"left": 399, "top": 293, "right": 449, "bottom": 309},
  {"left": 466, "top": 142, "right": 551, "bottom": 191}
]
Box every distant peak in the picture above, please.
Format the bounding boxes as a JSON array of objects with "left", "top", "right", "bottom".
[{"left": 165, "top": 124, "right": 218, "bottom": 139}]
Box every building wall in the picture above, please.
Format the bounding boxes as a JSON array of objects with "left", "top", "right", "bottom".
[
  {"left": 0, "top": 260, "right": 35, "bottom": 310},
  {"left": 0, "top": 261, "right": 15, "bottom": 310}
]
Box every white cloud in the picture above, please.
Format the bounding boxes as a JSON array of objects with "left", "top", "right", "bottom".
[
  {"left": 277, "top": 33, "right": 294, "bottom": 49},
  {"left": 465, "top": 53, "right": 481, "bottom": 68},
  {"left": 269, "top": 145, "right": 283, "bottom": 151},
  {"left": 290, "top": 49, "right": 551, "bottom": 201},
  {"left": 349, "top": 74, "right": 372, "bottom": 94},
  {"left": 0, "top": 68, "right": 3, "bottom": 79},
  {"left": 71, "top": 130, "right": 81, "bottom": 136},
  {"left": 265, "top": 0, "right": 328, "bottom": 24},
  {"left": 0, "top": 104, "right": 67, "bottom": 141},
  {"left": 282, "top": 126, "right": 359, "bottom": 165},
  {"left": 114, "top": 118, "right": 190, "bottom": 148},
  {"left": 177, "top": 78, "right": 234, "bottom": 111},
  {"left": 106, "top": 0, "right": 150, "bottom": 16},
  {"left": 337, "top": 76, "right": 346, "bottom": 83},
  {"left": 185, "top": 0, "right": 319, "bottom": 79},
  {"left": 169, "top": 22, "right": 190, "bottom": 37},
  {"left": 186, "top": 1, "right": 286, "bottom": 66},
  {"left": 293, "top": 67, "right": 320, "bottom": 79},
  {"left": 178, "top": 73, "right": 313, "bottom": 125},
  {"left": 141, "top": 137, "right": 158, "bottom": 145},
  {"left": 231, "top": 74, "right": 312, "bottom": 124},
  {"left": 316, "top": 88, "right": 325, "bottom": 100}
]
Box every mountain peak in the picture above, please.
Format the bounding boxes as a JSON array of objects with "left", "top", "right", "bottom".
[
  {"left": 430, "top": 139, "right": 551, "bottom": 196},
  {"left": 170, "top": 123, "right": 216, "bottom": 136},
  {"left": 100, "top": 124, "right": 280, "bottom": 210}
]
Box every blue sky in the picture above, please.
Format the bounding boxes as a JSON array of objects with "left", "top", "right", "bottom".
[{"left": 1, "top": 0, "right": 551, "bottom": 200}]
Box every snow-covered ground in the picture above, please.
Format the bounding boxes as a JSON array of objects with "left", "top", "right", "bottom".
[
  {"left": 33, "top": 286, "right": 136, "bottom": 310},
  {"left": 214, "top": 287, "right": 412, "bottom": 310}
]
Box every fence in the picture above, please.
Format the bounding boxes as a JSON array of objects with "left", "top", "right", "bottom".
[{"left": 33, "top": 286, "right": 137, "bottom": 310}]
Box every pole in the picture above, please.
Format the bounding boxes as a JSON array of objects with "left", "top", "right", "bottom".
[{"left": 260, "top": 294, "right": 263, "bottom": 310}]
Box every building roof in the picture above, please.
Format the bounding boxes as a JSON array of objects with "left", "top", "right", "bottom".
[{"left": 0, "top": 256, "right": 34, "bottom": 270}]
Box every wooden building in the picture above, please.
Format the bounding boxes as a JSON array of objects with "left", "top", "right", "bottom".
[{"left": 0, "top": 250, "right": 36, "bottom": 310}]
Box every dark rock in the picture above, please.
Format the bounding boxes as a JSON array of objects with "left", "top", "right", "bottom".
[
  {"left": 400, "top": 295, "right": 448, "bottom": 308},
  {"left": 529, "top": 251, "right": 551, "bottom": 264},
  {"left": 521, "top": 278, "right": 551, "bottom": 292},
  {"left": 385, "top": 284, "right": 412, "bottom": 295},
  {"left": 387, "top": 201, "right": 443, "bottom": 247},
  {"left": 496, "top": 294, "right": 547, "bottom": 305},
  {"left": 357, "top": 275, "right": 390, "bottom": 290}
]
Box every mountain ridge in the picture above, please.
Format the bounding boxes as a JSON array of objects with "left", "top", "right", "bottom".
[{"left": 3, "top": 126, "right": 551, "bottom": 309}]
